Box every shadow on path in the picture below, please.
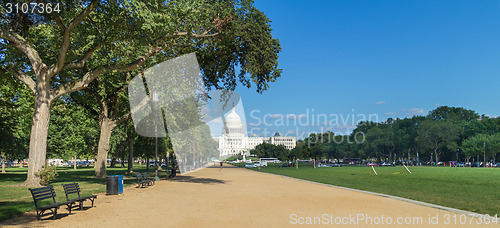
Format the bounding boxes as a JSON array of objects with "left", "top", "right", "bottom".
[{"left": 168, "top": 176, "right": 227, "bottom": 185}]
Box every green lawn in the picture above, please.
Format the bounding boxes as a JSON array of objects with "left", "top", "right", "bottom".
[
  {"left": 0, "top": 165, "right": 167, "bottom": 221},
  {"left": 250, "top": 163, "right": 500, "bottom": 216}
]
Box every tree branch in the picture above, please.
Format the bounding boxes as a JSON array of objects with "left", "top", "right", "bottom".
[
  {"left": 0, "top": 30, "right": 46, "bottom": 76},
  {"left": 50, "top": 0, "right": 100, "bottom": 77},
  {"left": 115, "top": 112, "right": 131, "bottom": 126},
  {"left": 13, "top": 70, "right": 36, "bottom": 94},
  {"left": 63, "top": 42, "right": 103, "bottom": 70},
  {"left": 49, "top": 30, "right": 220, "bottom": 100}
]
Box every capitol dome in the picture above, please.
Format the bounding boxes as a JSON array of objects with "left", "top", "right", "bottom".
[{"left": 224, "top": 107, "right": 244, "bottom": 136}]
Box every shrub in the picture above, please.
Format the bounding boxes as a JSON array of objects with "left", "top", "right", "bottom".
[{"left": 35, "top": 165, "right": 59, "bottom": 186}]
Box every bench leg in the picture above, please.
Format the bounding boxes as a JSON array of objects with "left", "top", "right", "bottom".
[
  {"left": 36, "top": 210, "right": 41, "bottom": 221},
  {"left": 53, "top": 208, "right": 57, "bottom": 220}
]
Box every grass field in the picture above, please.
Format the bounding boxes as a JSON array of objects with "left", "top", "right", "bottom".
[
  {"left": 0, "top": 165, "right": 167, "bottom": 221},
  {"left": 249, "top": 163, "right": 500, "bottom": 216}
]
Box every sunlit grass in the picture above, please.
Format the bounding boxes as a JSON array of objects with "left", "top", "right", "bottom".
[{"left": 251, "top": 163, "right": 500, "bottom": 216}]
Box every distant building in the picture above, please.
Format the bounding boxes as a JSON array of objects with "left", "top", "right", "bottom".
[{"left": 214, "top": 107, "right": 296, "bottom": 157}]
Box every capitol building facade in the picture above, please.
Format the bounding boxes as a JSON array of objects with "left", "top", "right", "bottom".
[{"left": 214, "top": 107, "right": 296, "bottom": 157}]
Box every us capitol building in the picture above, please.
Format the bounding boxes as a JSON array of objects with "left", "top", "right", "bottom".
[{"left": 214, "top": 107, "right": 296, "bottom": 157}]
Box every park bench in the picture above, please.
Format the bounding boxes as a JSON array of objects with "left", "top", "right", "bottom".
[
  {"left": 28, "top": 185, "right": 74, "bottom": 220},
  {"left": 142, "top": 172, "right": 155, "bottom": 186},
  {"left": 62, "top": 183, "right": 97, "bottom": 210},
  {"left": 136, "top": 173, "right": 150, "bottom": 188}
]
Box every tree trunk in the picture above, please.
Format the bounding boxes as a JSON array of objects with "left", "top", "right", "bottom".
[
  {"left": 127, "top": 137, "right": 134, "bottom": 173},
  {"left": 146, "top": 157, "right": 149, "bottom": 172},
  {"left": 22, "top": 97, "right": 51, "bottom": 187},
  {"left": 165, "top": 152, "right": 169, "bottom": 175},
  {"left": 434, "top": 148, "right": 440, "bottom": 163},
  {"left": 73, "top": 156, "right": 77, "bottom": 170},
  {"left": 407, "top": 148, "right": 411, "bottom": 164},
  {"left": 1, "top": 152, "right": 5, "bottom": 173},
  {"left": 95, "top": 118, "right": 115, "bottom": 178},
  {"left": 121, "top": 143, "right": 125, "bottom": 168}
]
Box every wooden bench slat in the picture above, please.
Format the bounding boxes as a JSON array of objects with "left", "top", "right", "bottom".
[{"left": 32, "top": 191, "right": 56, "bottom": 199}]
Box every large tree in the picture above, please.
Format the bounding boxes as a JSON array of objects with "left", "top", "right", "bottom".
[
  {"left": 461, "top": 133, "right": 500, "bottom": 164},
  {"left": 1, "top": 0, "right": 281, "bottom": 185},
  {"left": 416, "top": 120, "right": 462, "bottom": 163}
]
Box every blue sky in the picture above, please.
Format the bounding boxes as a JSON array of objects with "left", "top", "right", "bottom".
[{"left": 228, "top": 0, "right": 500, "bottom": 139}]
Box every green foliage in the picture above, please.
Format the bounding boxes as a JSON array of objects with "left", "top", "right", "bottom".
[
  {"left": 416, "top": 119, "right": 462, "bottom": 162},
  {"left": 250, "top": 143, "right": 289, "bottom": 161},
  {"left": 0, "top": 77, "right": 32, "bottom": 160},
  {"left": 47, "top": 99, "right": 98, "bottom": 160},
  {"left": 34, "top": 165, "right": 59, "bottom": 186},
  {"left": 428, "top": 106, "right": 480, "bottom": 122},
  {"left": 461, "top": 133, "right": 500, "bottom": 161},
  {"left": 289, "top": 106, "right": 499, "bottom": 163}
]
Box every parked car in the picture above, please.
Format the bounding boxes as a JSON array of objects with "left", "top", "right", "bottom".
[
  {"left": 254, "top": 161, "right": 267, "bottom": 167},
  {"left": 364, "top": 163, "right": 378, "bottom": 167},
  {"left": 330, "top": 163, "right": 342, "bottom": 167},
  {"left": 76, "top": 161, "right": 90, "bottom": 166},
  {"left": 379, "top": 162, "right": 393, "bottom": 166},
  {"left": 148, "top": 161, "right": 158, "bottom": 167},
  {"left": 245, "top": 163, "right": 258, "bottom": 168},
  {"left": 279, "top": 163, "right": 290, "bottom": 167},
  {"left": 456, "top": 163, "right": 466, "bottom": 167}
]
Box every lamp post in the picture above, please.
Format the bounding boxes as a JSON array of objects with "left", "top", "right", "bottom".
[
  {"left": 484, "top": 141, "right": 486, "bottom": 168},
  {"left": 153, "top": 90, "right": 160, "bottom": 181}
]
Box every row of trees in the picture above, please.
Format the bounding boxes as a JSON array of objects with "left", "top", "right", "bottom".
[
  {"left": 290, "top": 106, "right": 500, "bottom": 164},
  {"left": 0, "top": 0, "right": 282, "bottom": 186}
]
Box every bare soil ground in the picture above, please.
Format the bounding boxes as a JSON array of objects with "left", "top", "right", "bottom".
[{"left": 2, "top": 165, "right": 498, "bottom": 227}]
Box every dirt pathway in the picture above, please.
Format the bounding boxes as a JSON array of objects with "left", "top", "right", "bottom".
[{"left": 3, "top": 165, "right": 499, "bottom": 227}]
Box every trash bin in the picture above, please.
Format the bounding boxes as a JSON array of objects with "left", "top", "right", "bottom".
[
  {"left": 106, "top": 176, "right": 118, "bottom": 195},
  {"left": 111, "top": 175, "right": 124, "bottom": 194}
]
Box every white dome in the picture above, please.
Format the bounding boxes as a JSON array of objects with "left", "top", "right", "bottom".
[{"left": 224, "top": 107, "right": 244, "bottom": 136}]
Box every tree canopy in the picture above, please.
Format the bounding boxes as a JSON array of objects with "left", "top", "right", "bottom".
[{"left": 1, "top": 0, "right": 282, "bottom": 186}]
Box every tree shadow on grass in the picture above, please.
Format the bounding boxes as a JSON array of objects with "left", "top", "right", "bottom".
[
  {"left": 0, "top": 172, "right": 28, "bottom": 184},
  {"left": 168, "top": 176, "right": 226, "bottom": 184},
  {"left": 0, "top": 200, "right": 74, "bottom": 225}
]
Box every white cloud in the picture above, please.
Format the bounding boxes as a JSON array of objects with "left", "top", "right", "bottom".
[
  {"left": 374, "top": 101, "right": 385, "bottom": 105},
  {"left": 385, "top": 112, "right": 397, "bottom": 115},
  {"left": 402, "top": 108, "right": 425, "bottom": 116}
]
